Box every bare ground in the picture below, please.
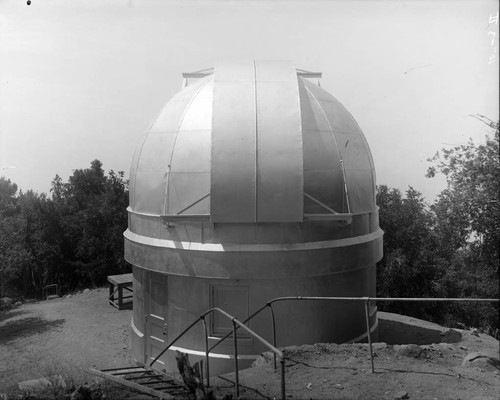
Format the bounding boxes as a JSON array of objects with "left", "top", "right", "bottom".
[{"left": 0, "top": 290, "right": 499, "bottom": 399}]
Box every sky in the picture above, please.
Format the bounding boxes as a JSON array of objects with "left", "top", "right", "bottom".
[{"left": 1, "top": 0, "right": 498, "bottom": 203}]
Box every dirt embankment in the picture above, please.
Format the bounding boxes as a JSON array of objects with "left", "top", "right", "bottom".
[{"left": 1, "top": 291, "right": 499, "bottom": 399}]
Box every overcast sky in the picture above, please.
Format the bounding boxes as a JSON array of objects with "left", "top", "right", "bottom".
[{"left": 1, "top": 0, "right": 498, "bottom": 202}]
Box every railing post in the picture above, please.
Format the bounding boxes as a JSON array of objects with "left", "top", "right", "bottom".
[
  {"left": 268, "top": 304, "right": 277, "bottom": 370},
  {"left": 364, "top": 298, "right": 375, "bottom": 373},
  {"left": 233, "top": 320, "right": 240, "bottom": 398},
  {"left": 280, "top": 356, "right": 286, "bottom": 400},
  {"left": 202, "top": 317, "right": 210, "bottom": 387}
]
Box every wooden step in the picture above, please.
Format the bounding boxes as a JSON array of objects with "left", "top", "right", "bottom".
[{"left": 89, "top": 366, "right": 189, "bottom": 399}]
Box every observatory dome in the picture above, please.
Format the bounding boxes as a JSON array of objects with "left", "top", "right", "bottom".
[
  {"left": 125, "top": 61, "right": 383, "bottom": 374},
  {"left": 129, "top": 61, "right": 375, "bottom": 223}
]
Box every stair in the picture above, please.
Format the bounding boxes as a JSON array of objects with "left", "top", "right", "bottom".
[{"left": 88, "top": 366, "right": 189, "bottom": 399}]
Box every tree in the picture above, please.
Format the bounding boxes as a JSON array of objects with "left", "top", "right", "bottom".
[
  {"left": 376, "top": 185, "right": 445, "bottom": 320},
  {"left": 0, "top": 160, "right": 130, "bottom": 298},
  {"left": 427, "top": 118, "right": 499, "bottom": 265},
  {"left": 426, "top": 116, "right": 499, "bottom": 331},
  {"left": 49, "top": 160, "right": 130, "bottom": 288}
]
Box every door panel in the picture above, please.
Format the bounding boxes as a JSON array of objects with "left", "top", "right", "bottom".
[{"left": 146, "top": 274, "right": 167, "bottom": 365}]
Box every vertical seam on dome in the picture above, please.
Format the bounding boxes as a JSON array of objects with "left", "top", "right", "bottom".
[
  {"left": 303, "top": 81, "right": 348, "bottom": 212},
  {"left": 163, "top": 78, "right": 213, "bottom": 214},
  {"left": 253, "top": 60, "right": 258, "bottom": 222}
]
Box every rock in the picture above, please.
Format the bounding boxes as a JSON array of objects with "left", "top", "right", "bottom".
[
  {"left": 14, "top": 301, "right": 22, "bottom": 306},
  {"left": 66, "top": 294, "right": 72, "bottom": 299},
  {"left": 470, "top": 328, "right": 479, "bottom": 337},
  {"left": 393, "top": 344, "right": 423, "bottom": 358},
  {"left": 82, "top": 289, "right": 90, "bottom": 294},
  {"left": 333, "top": 384, "right": 344, "bottom": 390},
  {"left": 462, "top": 352, "right": 500, "bottom": 371},
  {"left": 459, "top": 345, "right": 468, "bottom": 351},
  {"left": 393, "top": 391, "right": 409, "bottom": 399},
  {"left": 306, "top": 382, "right": 312, "bottom": 390}
]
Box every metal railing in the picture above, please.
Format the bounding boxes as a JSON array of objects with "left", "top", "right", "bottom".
[
  {"left": 211, "top": 296, "right": 499, "bottom": 373},
  {"left": 149, "top": 307, "right": 285, "bottom": 399},
  {"left": 150, "top": 296, "right": 498, "bottom": 399}
]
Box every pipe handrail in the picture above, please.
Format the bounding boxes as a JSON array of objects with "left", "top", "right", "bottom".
[
  {"left": 148, "top": 307, "right": 285, "bottom": 399},
  {"left": 207, "top": 295, "right": 499, "bottom": 372},
  {"left": 265, "top": 296, "right": 500, "bottom": 303},
  {"left": 149, "top": 296, "right": 498, "bottom": 399},
  {"left": 208, "top": 296, "right": 499, "bottom": 354}
]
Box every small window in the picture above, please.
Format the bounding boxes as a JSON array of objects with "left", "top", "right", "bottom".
[{"left": 209, "top": 285, "right": 249, "bottom": 337}]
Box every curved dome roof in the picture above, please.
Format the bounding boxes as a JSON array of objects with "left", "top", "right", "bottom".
[{"left": 129, "top": 61, "right": 376, "bottom": 223}]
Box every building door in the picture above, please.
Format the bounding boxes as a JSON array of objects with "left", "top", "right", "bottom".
[{"left": 145, "top": 273, "right": 167, "bottom": 367}]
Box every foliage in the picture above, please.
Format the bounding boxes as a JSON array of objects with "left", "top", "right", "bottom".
[
  {"left": 0, "top": 161, "right": 129, "bottom": 297},
  {"left": 377, "top": 117, "right": 499, "bottom": 332},
  {"left": 376, "top": 185, "right": 446, "bottom": 320}
]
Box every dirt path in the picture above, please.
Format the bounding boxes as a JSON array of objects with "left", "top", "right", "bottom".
[{"left": 0, "top": 289, "right": 133, "bottom": 393}]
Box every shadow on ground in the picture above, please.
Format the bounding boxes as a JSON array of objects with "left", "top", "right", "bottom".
[
  {"left": 378, "top": 317, "right": 462, "bottom": 345},
  {"left": 0, "top": 316, "right": 65, "bottom": 345}
]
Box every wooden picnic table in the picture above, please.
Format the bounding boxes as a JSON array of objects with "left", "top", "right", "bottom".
[{"left": 108, "top": 273, "right": 133, "bottom": 310}]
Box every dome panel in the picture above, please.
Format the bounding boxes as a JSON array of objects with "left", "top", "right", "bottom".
[
  {"left": 255, "top": 77, "right": 303, "bottom": 222},
  {"left": 298, "top": 80, "right": 332, "bottom": 132},
  {"left": 132, "top": 131, "right": 175, "bottom": 213},
  {"left": 211, "top": 78, "right": 256, "bottom": 222},
  {"left": 317, "top": 100, "right": 361, "bottom": 133},
  {"left": 302, "top": 80, "right": 361, "bottom": 133},
  {"left": 303, "top": 169, "right": 345, "bottom": 213},
  {"left": 335, "top": 132, "right": 373, "bottom": 171},
  {"left": 128, "top": 132, "right": 147, "bottom": 209},
  {"left": 302, "top": 78, "right": 338, "bottom": 103},
  {"left": 302, "top": 130, "right": 341, "bottom": 171},
  {"left": 170, "top": 130, "right": 211, "bottom": 173},
  {"left": 167, "top": 172, "right": 210, "bottom": 215},
  {"left": 150, "top": 78, "right": 209, "bottom": 133},
  {"left": 335, "top": 132, "right": 375, "bottom": 211},
  {"left": 177, "top": 82, "right": 213, "bottom": 131}
]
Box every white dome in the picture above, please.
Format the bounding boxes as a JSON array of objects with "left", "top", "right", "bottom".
[{"left": 129, "top": 61, "right": 375, "bottom": 223}]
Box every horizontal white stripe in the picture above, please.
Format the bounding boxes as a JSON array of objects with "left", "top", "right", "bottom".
[
  {"left": 124, "top": 228, "right": 382, "bottom": 252},
  {"left": 169, "top": 345, "right": 259, "bottom": 360}
]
